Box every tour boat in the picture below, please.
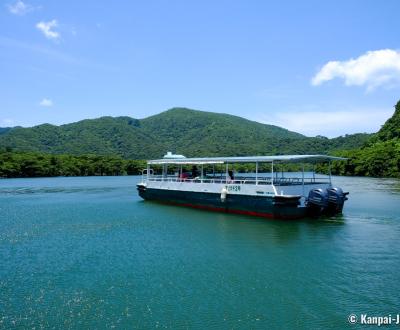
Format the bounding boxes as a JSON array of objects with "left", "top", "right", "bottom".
[{"left": 137, "top": 152, "right": 349, "bottom": 219}]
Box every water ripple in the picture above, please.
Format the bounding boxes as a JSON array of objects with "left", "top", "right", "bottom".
[{"left": 0, "top": 175, "right": 399, "bottom": 329}]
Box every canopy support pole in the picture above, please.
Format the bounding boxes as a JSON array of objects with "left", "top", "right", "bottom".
[
  {"left": 313, "top": 164, "right": 315, "bottom": 182},
  {"left": 302, "top": 163, "right": 305, "bottom": 196},
  {"left": 329, "top": 161, "right": 332, "bottom": 185},
  {"left": 256, "top": 162, "right": 258, "bottom": 185},
  {"left": 271, "top": 161, "right": 274, "bottom": 185}
]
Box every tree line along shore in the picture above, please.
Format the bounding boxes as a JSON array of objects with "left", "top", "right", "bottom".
[
  {"left": 0, "top": 150, "right": 310, "bottom": 178},
  {"left": 0, "top": 146, "right": 399, "bottom": 179}
]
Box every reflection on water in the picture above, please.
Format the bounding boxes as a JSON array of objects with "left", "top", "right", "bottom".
[{"left": 0, "top": 175, "right": 399, "bottom": 329}]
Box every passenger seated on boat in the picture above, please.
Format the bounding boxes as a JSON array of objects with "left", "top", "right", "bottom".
[
  {"left": 179, "top": 172, "right": 190, "bottom": 180},
  {"left": 191, "top": 166, "right": 199, "bottom": 178},
  {"left": 227, "top": 170, "right": 235, "bottom": 182}
]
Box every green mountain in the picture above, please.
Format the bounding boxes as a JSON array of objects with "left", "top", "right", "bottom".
[
  {"left": 332, "top": 100, "right": 400, "bottom": 177},
  {"left": 374, "top": 101, "right": 400, "bottom": 142},
  {"left": 0, "top": 107, "right": 370, "bottom": 159},
  {"left": 0, "top": 127, "right": 12, "bottom": 135}
]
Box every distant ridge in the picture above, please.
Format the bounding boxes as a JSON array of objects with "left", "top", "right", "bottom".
[
  {"left": 0, "top": 127, "right": 12, "bottom": 135},
  {"left": 0, "top": 107, "right": 370, "bottom": 159}
]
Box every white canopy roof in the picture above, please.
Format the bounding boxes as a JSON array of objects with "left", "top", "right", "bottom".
[{"left": 148, "top": 155, "right": 347, "bottom": 165}]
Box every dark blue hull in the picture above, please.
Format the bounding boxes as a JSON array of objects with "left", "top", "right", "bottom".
[{"left": 137, "top": 185, "right": 307, "bottom": 219}]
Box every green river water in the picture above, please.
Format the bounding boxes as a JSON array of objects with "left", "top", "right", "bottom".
[{"left": 0, "top": 175, "right": 399, "bottom": 329}]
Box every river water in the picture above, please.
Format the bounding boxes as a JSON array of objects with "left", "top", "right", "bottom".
[{"left": 0, "top": 175, "right": 399, "bottom": 329}]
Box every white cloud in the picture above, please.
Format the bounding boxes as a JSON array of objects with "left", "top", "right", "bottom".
[
  {"left": 36, "top": 20, "right": 60, "bottom": 41},
  {"left": 1, "top": 118, "right": 15, "bottom": 126},
  {"left": 312, "top": 49, "right": 400, "bottom": 91},
  {"left": 260, "top": 108, "right": 393, "bottom": 138},
  {"left": 39, "top": 98, "right": 53, "bottom": 107},
  {"left": 7, "top": 0, "right": 32, "bottom": 15}
]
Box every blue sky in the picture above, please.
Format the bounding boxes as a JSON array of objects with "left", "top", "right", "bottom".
[{"left": 1, "top": 0, "right": 399, "bottom": 137}]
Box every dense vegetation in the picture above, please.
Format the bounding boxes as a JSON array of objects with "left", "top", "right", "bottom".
[
  {"left": 0, "top": 149, "right": 146, "bottom": 178},
  {"left": 331, "top": 100, "right": 400, "bottom": 178},
  {"left": 0, "top": 148, "right": 322, "bottom": 178},
  {"left": 0, "top": 108, "right": 370, "bottom": 159},
  {"left": 0, "top": 127, "right": 12, "bottom": 135}
]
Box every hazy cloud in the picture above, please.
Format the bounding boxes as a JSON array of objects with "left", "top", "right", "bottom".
[
  {"left": 0, "top": 36, "right": 81, "bottom": 64},
  {"left": 1, "top": 118, "right": 15, "bottom": 126},
  {"left": 312, "top": 49, "right": 400, "bottom": 91},
  {"left": 7, "top": 0, "right": 32, "bottom": 15},
  {"left": 39, "top": 98, "right": 53, "bottom": 107},
  {"left": 263, "top": 107, "right": 393, "bottom": 137},
  {"left": 36, "top": 20, "right": 60, "bottom": 40},
  {"left": 0, "top": 36, "right": 119, "bottom": 71}
]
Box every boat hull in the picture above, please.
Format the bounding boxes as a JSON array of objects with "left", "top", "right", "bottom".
[{"left": 137, "top": 185, "right": 307, "bottom": 220}]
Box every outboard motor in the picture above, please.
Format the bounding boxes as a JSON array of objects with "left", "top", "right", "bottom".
[
  {"left": 326, "top": 187, "right": 349, "bottom": 214},
  {"left": 306, "top": 188, "right": 329, "bottom": 216}
]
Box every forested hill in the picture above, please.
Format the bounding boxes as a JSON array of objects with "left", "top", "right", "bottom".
[
  {"left": 0, "top": 107, "right": 370, "bottom": 159},
  {"left": 332, "top": 100, "right": 400, "bottom": 178},
  {"left": 0, "top": 127, "right": 12, "bottom": 135},
  {"left": 374, "top": 101, "right": 400, "bottom": 142}
]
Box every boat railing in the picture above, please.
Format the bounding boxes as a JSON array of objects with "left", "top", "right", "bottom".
[
  {"left": 145, "top": 175, "right": 330, "bottom": 186},
  {"left": 273, "top": 177, "right": 331, "bottom": 185}
]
